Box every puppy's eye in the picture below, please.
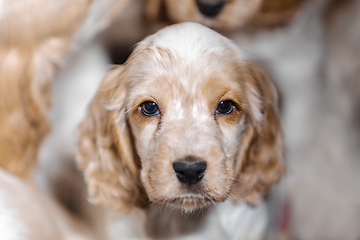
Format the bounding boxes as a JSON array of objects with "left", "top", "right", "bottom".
[
  {"left": 216, "top": 100, "right": 234, "bottom": 115},
  {"left": 140, "top": 101, "right": 160, "bottom": 116}
]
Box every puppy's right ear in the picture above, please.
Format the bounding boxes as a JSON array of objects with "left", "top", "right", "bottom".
[{"left": 77, "top": 66, "right": 148, "bottom": 211}]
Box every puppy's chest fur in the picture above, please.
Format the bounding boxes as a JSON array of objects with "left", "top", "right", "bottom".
[{"left": 106, "top": 200, "right": 267, "bottom": 240}]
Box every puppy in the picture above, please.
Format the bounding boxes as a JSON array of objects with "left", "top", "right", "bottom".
[{"left": 77, "top": 22, "right": 284, "bottom": 239}]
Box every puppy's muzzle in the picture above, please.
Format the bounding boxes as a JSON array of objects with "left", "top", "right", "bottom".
[
  {"left": 196, "top": 0, "right": 225, "bottom": 17},
  {"left": 173, "top": 159, "right": 207, "bottom": 186}
]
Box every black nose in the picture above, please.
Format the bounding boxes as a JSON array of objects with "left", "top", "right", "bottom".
[
  {"left": 196, "top": 0, "right": 225, "bottom": 17},
  {"left": 173, "top": 161, "right": 207, "bottom": 186}
]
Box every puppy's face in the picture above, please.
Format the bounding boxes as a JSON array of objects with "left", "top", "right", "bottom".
[
  {"left": 163, "top": 0, "right": 263, "bottom": 31},
  {"left": 78, "top": 23, "right": 283, "bottom": 212},
  {"left": 127, "top": 52, "right": 246, "bottom": 210}
]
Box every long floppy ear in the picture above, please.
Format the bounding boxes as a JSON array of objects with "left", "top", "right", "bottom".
[
  {"left": 231, "top": 63, "right": 285, "bottom": 206},
  {"left": 77, "top": 66, "right": 148, "bottom": 211}
]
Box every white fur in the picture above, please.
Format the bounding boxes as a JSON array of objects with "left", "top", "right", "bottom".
[
  {"left": 105, "top": 200, "right": 268, "bottom": 240},
  {"left": 147, "top": 22, "right": 247, "bottom": 66},
  {"left": 0, "top": 169, "right": 57, "bottom": 240},
  {"left": 0, "top": 169, "right": 95, "bottom": 240},
  {"left": 0, "top": 196, "right": 29, "bottom": 240},
  {"left": 0, "top": 0, "right": 3, "bottom": 20},
  {"left": 152, "top": 22, "right": 229, "bottom": 60}
]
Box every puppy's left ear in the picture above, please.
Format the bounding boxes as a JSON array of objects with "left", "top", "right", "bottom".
[{"left": 231, "top": 63, "right": 285, "bottom": 205}]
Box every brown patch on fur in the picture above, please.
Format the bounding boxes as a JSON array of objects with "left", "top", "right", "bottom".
[
  {"left": 208, "top": 73, "right": 244, "bottom": 125},
  {"left": 230, "top": 63, "right": 285, "bottom": 205},
  {"left": 130, "top": 97, "right": 161, "bottom": 130},
  {"left": 217, "top": 105, "right": 243, "bottom": 126}
]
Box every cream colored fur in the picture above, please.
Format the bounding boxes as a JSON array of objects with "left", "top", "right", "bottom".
[{"left": 77, "top": 22, "right": 284, "bottom": 239}]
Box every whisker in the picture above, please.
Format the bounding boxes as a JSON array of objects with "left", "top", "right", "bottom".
[{"left": 205, "top": 194, "right": 217, "bottom": 208}]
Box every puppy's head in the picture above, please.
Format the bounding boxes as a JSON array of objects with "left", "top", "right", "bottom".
[
  {"left": 77, "top": 23, "right": 284, "bottom": 212},
  {"left": 146, "top": 0, "right": 305, "bottom": 31}
]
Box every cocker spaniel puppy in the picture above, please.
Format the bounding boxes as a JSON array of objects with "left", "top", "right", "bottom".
[{"left": 77, "top": 22, "right": 284, "bottom": 238}]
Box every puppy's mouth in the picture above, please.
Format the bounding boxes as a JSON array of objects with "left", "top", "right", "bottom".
[{"left": 164, "top": 194, "right": 214, "bottom": 211}]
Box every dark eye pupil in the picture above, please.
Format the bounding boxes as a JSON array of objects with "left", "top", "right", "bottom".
[
  {"left": 216, "top": 100, "right": 234, "bottom": 114},
  {"left": 141, "top": 101, "right": 159, "bottom": 116}
]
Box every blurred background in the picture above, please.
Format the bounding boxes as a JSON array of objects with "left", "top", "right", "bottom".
[{"left": 1, "top": 0, "right": 360, "bottom": 239}]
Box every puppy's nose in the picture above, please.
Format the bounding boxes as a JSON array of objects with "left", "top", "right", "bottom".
[
  {"left": 173, "top": 161, "right": 207, "bottom": 186},
  {"left": 196, "top": 0, "right": 225, "bottom": 17}
]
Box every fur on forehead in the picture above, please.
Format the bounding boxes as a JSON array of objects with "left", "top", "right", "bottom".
[
  {"left": 120, "top": 23, "right": 265, "bottom": 125},
  {"left": 124, "top": 23, "right": 250, "bottom": 97},
  {"left": 127, "top": 22, "right": 246, "bottom": 67}
]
